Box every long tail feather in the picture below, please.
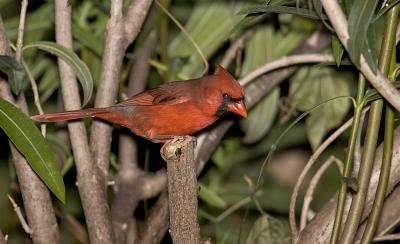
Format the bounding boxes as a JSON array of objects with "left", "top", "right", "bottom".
[{"left": 31, "top": 108, "right": 107, "bottom": 122}]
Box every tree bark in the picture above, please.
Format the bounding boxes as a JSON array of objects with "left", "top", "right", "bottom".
[{"left": 163, "top": 137, "right": 200, "bottom": 244}]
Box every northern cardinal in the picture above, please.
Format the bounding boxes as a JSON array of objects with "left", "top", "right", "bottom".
[{"left": 31, "top": 65, "right": 247, "bottom": 143}]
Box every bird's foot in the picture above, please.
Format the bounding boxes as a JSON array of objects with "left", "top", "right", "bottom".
[{"left": 159, "top": 135, "right": 196, "bottom": 159}]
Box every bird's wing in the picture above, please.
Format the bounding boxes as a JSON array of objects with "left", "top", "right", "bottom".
[{"left": 117, "top": 83, "right": 191, "bottom": 106}]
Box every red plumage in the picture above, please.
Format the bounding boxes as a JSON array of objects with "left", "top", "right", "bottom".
[{"left": 31, "top": 65, "right": 247, "bottom": 143}]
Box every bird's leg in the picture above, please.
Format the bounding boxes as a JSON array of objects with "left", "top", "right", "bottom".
[{"left": 157, "top": 135, "right": 197, "bottom": 158}]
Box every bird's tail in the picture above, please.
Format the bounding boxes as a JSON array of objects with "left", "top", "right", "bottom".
[{"left": 31, "top": 108, "right": 108, "bottom": 122}]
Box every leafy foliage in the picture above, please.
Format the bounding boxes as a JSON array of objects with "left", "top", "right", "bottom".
[
  {"left": 289, "top": 67, "right": 353, "bottom": 149},
  {"left": 246, "top": 215, "right": 290, "bottom": 244},
  {"left": 0, "top": 97, "right": 65, "bottom": 202},
  {"left": 0, "top": 0, "right": 393, "bottom": 243},
  {"left": 24, "top": 41, "right": 94, "bottom": 106},
  {"left": 347, "top": 0, "right": 379, "bottom": 72}
]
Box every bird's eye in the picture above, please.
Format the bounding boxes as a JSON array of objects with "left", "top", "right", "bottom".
[{"left": 222, "top": 93, "right": 230, "bottom": 100}]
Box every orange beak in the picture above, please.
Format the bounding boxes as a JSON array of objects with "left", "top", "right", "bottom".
[{"left": 227, "top": 100, "right": 248, "bottom": 118}]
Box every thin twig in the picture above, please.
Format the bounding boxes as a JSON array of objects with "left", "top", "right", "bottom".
[
  {"left": 320, "top": 0, "right": 400, "bottom": 112},
  {"left": 54, "top": 206, "right": 89, "bottom": 244},
  {"left": 22, "top": 60, "right": 46, "bottom": 135},
  {"left": 300, "top": 156, "right": 343, "bottom": 230},
  {"left": 374, "top": 233, "right": 400, "bottom": 242},
  {"left": 220, "top": 30, "right": 253, "bottom": 68},
  {"left": 154, "top": 0, "right": 209, "bottom": 76},
  {"left": 7, "top": 194, "right": 32, "bottom": 234},
  {"left": 15, "top": 0, "right": 27, "bottom": 62},
  {"left": 240, "top": 53, "right": 335, "bottom": 86},
  {"left": 289, "top": 109, "right": 368, "bottom": 241}
]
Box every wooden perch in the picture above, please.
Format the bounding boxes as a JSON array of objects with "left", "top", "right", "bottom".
[{"left": 162, "top": 136, "right": 200, "bottom": 244}]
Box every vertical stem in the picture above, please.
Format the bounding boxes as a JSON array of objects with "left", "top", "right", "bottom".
[
  {"left": 330, "top": 75, "right": 365, "bottom": 244},
  {"left": 340, "top": 4, "right": 398, "bottom": 244},
  {"left": 0, "top": 229, "right": 5, "bottom": 244},
  {"left": 15, "top": 0, "right": 27, "bottom": 62},
  {"left": 360, "top": 7, "right": 399, "bottom": 244},
  {"left": 159, "top": 0, "right": 170, "bottom": 80}
]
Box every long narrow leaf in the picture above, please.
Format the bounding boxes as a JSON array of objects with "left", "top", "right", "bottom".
[
  {"left": 332, "top": 35, "right": 344, "bottom": 66},
  {"left": 0, "top": 97, "right": 65, "bottom": 202},
  {"left": 347, "top": 0, "right": 379, "bottom": 67},
  {"left": 239, "top": 5, "right": 328, "bottom": 20},
  {"left": 373, "top": 0, "right": 400, "bottom": 22},
  {"left": 23, "top": 41, "right": 93, "bottom": 106}
]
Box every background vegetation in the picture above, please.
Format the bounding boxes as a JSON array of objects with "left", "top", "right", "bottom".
[{"left": 0, "top": 0, "right": 399, "bottom": 243}]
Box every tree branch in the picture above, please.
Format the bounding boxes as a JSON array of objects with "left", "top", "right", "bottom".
[
  {"left": 90, "top": 0, "right": 154, "bottom": 185},
  {"left": 0, "top": 14, "right": 60, "bottom": 244},
  {"left": 0, "top": 229, "right": 5, "bottom": 244},
  {"left": 54, "top": 1, "right": 114, "bottom": 243},
  {"left": 137, "top": 191, "right": 169, "bottom": 244},
  {"left": 111, "top": 31, "right": 164, "bottom": 244},
  {"left": 162, "top": 136, "right": 200, "bottom": 244},
  {"left": 320, "top": 0, "right": 400, "bottom": 112}
]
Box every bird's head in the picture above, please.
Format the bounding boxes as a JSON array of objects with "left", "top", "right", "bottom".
[{"left": 210, "top": 65, "right": 247, "bottom": 118}]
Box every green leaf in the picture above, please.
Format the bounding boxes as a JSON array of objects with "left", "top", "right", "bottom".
[
  {"left": 246, "top": 215, "right": 290, "bottom": 244},
  {"left": 4, "top": 3, "right": 54, "bottom": 43},
  {"left": 0, "top": 55, "right": 27, "bottom": 95},
  {"left": 212, "top": 138, "right": 243, "bottom": 171},
  {"left": 364, "top": 80, "right": 400, "bottom": 103},
  {"left": 340, "top": 0, "right": 355, "bottom": 15},
  {"left": 240, "top": 26, "right": 278, "bottom": 143},
  {"left": 0, "top": 97, "right": 65, "bottom": 202},
  {"left": 38, "top": 64, "right": 59, "bottom": 103},
  {"left": 347, "top": 0, "right": 379, "bottom": 67},
  {"left": 23, "top": 41, "right": 93, "bottom": 106},
  {"left": 362, "top": 22, "right": 378, "bottom": 73},
  {"left": 331, "top": 35, "right": 344, "bottom": 66},
  {"left": 168, "top": 2, "right": 247, "bottom": 78},
  {"left": 289, "top": 67, "right": 352, "bottom": 149},
  {"left": 198, "top": 183, "right": 227, "bottom": 209},
  {"left": 239, "top": 25, "right": 304, "bottom": 143},
  {"left": 373, "top": 0, "right": 400, "bottom": 22},
  {"left": 72, "top": 23, "right": 103, "bottom": 57},
  {"left": 239, "top": 5, "right": 328, "bottom": 20},
  {"left": 242, "top": 88, "right": 280, "bottom": 144}
]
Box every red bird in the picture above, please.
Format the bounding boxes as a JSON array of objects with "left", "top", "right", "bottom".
[{"left": 31, "top": 65, "right": 247, "bottom": 143}]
